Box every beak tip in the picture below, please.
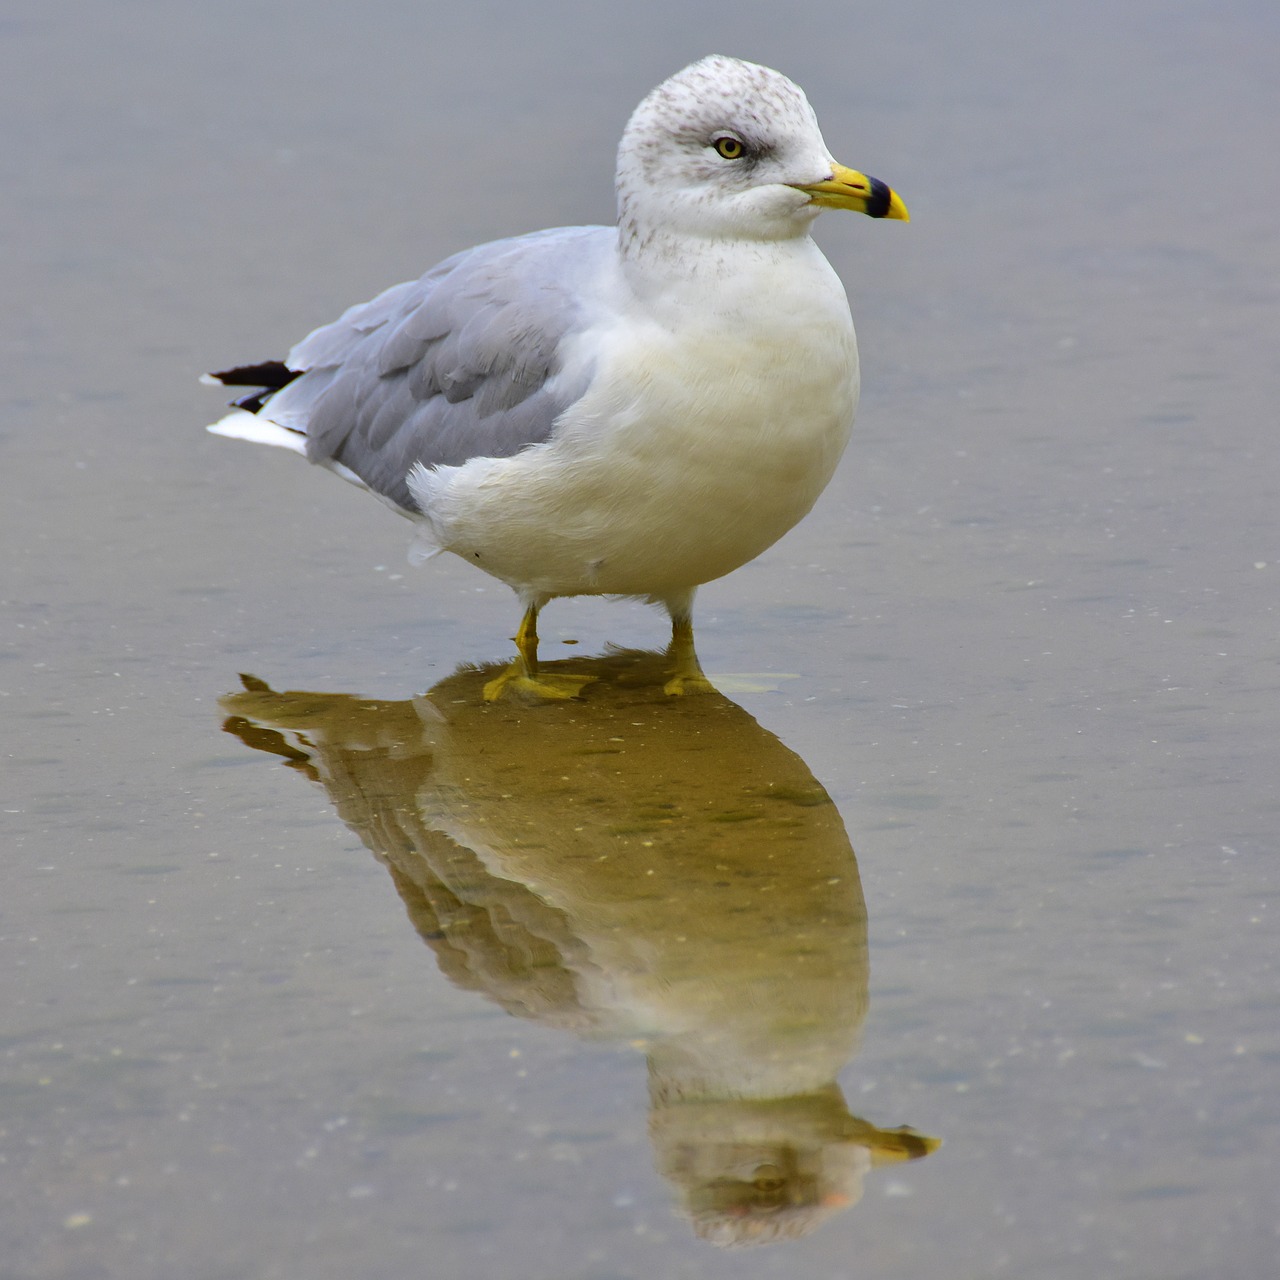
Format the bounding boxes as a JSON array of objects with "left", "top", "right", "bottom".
[{"left": 867, "top": 177, "right": 909, "bottom": 222}]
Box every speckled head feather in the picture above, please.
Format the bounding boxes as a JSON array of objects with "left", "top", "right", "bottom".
[{"left": 616, "top": 56, "right": 839, "bottom": 249}]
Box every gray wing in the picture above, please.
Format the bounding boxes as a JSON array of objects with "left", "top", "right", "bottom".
[{"left": 261, "top": 225, "right": 614, "bottom": 513}]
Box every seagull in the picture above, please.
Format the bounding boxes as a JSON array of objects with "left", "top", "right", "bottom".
[{"left": 206, "top": 55, "right": 907, "bottom": 700}]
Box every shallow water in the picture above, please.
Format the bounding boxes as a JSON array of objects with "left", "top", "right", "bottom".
[{"left": 4, "top": 1, "right": 1278, "bottom": 1276}]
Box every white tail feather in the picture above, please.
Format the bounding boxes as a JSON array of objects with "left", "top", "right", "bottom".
[
  {"left": 206, "top": 410, "right": 307, "bottom": 455},
  {"left": 208, "top": 409, "right": 383, "bottom": 500}
]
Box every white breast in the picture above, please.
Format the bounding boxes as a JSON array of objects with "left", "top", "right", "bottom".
[{"left": 413, "top": 237, "right": 858, "bottom": 601}]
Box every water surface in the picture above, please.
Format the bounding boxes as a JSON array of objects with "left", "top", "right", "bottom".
[{"left": 3, "top": 2, "right": 1278, "bottom": 1277}]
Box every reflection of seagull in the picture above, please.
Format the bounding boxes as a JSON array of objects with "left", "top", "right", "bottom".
[
  {"left": 221, "top": 650, "right": 938, "bottom": 1246},
  {"left": 205, "top": 55, "right": 907, "bottom": 701}
]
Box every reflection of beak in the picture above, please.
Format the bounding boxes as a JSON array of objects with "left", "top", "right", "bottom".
[
  {"left": 866, "top": 1125, "right": 942, "bottom": 1165},
  {"left": 791, "top": 163, "right": 909, "bottom": 221}
]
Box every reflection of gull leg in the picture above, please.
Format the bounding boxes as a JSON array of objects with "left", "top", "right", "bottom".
[
  {"left": 663, "top": 598, "right": 716, "bottom": 697},
  {"left": 482, "top": 603, "right": 596, "bottom": 702}
]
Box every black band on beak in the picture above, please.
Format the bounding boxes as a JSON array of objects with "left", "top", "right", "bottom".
[{"left": 866, "top": 177, "right": 893, "bottom": 219}]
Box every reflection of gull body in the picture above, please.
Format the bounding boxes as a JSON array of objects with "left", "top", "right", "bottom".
[
  {"left": 222, "top": 651, "right": 938, "bottom": 1246},
  {"left": 206, "top": 56, "right": 906, "bottom": 700}
]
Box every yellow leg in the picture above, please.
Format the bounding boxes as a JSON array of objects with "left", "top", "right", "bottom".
[
  {"left": 482, "top": 604, "right": 595, "bottom": 703},
  {"left": 664, "top": 614, "right": 716, "bottom": 696},
  {"left": 513, "top": 604, "right": 539, "bottom": 670}
]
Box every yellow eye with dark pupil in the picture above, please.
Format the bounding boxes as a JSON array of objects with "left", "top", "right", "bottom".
[{"left": 714, "top": 136, "right": 745, "bottom": 160}]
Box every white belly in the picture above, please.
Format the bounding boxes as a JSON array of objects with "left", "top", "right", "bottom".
[{"left": 413, "top": 245, "right": 859, "bottom": 602}]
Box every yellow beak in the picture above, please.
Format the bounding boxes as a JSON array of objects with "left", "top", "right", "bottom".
[{"left": 791, "top": 163, "right": 909, "bottom": 221}]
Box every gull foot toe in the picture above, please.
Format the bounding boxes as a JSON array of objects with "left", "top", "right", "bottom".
[
  {"left": 482, "top": 667, "right": 596, "bottom": 703},
  {"left": 663, "top": 672, "right": 717, "bottom": 697}
]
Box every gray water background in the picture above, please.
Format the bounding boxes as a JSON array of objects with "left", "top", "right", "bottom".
[{"left": 3, "top": 1, "right": 1278, "bottom": 1276}]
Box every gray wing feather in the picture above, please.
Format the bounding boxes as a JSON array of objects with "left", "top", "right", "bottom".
[
  {"left": 263, "top": 227, "right": 612, "bottom": 513},
  {"left": 290, "top": 279, "right": 425, "bottom": 369}
]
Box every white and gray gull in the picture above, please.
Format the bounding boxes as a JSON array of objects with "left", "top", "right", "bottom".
[{"left": 206, "top": 55, "right": 908, "bottom": 700}]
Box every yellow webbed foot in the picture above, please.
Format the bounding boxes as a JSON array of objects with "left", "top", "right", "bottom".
[
  {"left": 663, "top": 670, "right": 717, "bottom": 696},
  {"left": 481, "top": 602, "right": 595, "bottom": 702},
  {"left": 482, "top": 664, "right": 596, "bottom": 703}
]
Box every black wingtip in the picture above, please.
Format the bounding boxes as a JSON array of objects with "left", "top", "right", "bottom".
[
  {"left": 207, "top": 360, "right": 298, "bottom": 388},
  {"left": 207, "top": 361, "right": 301, "bottom": 414},
  {"left": 229, "top": 389, "right": 274, "bottom": 413}
]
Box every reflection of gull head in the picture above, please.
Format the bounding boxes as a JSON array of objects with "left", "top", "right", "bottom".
[
  {"left": 649, "top": 1084, "right": 939, "bottom": 1247},
  {"left": 221, "top": 650, "right": 939, "bottom": 1244}
]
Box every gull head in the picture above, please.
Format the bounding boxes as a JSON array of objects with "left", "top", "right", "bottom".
[{"left": 616, "top": 55, "right": 906, "bottom": 251}]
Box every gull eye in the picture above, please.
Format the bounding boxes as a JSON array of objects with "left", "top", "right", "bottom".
[{"left": 713, "top": 135, "right": 745, "bottom": 160}]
